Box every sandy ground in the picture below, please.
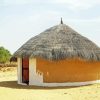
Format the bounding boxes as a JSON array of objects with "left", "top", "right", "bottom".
[{"left": 0, "top": 67, "right": 100, "bottom": 100}]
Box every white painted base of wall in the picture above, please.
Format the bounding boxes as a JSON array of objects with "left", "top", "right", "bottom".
[
  {"left": 18, "top": 80, "right": 100, "bottom": 87},
  {"left": 17, "top": 82, "right": 27, "bottom": 85}
]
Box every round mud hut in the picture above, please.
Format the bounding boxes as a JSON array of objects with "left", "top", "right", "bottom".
[{"left": 14, "top": 20, "right": 100, "bottom": 87}]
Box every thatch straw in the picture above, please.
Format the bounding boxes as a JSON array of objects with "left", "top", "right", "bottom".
[{"left": 14, "top": 24, "right": 100, "bottom": 61}]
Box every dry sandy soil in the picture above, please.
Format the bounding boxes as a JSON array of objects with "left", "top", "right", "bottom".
[{"left": 0, "top": 67, "right": 100, "bottom": 100}]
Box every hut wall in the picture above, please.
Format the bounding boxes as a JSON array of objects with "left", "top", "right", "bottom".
[
  {"left": 36, "top": 58, "right": 100, "bottom": 83},
  {"left": 17, "top": 57, "right": 22, "bottom": 84},
  {"left": 29, "top": 58, "right": 43, "bottom": 85}
]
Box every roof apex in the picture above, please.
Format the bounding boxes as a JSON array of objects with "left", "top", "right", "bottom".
[{"left": 60, "top": 17, "right": 63, "bottom": 24}]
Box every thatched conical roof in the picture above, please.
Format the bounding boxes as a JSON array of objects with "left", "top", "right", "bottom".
[{"left": 14, "top": 22, "right": 100, "bottom": 61}]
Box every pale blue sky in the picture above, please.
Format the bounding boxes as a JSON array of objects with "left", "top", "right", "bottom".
[{"left": 0, "top": 0, "right": 100, "bottom": 54}]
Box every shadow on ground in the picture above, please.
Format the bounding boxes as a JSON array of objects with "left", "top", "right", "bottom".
[{"left": 0, "top": 81, "right": 85, "bottom": 90}]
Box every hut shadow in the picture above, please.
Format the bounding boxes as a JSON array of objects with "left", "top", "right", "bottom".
[{"left": 0, "top": 81, "right": 86, "bottom": 90}]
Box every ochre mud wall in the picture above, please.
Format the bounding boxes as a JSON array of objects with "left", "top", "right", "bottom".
[{"left": 36, "top": 58, "right": 100, "bottom": 83}]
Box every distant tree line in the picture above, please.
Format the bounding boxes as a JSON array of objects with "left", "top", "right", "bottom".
[{"left": 0, "top": 47, "right": 11, "bottom": 63}]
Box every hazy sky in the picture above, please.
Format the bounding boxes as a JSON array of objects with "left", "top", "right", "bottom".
[{"left": 0, "top": 0, "right": 100, "bottom": 54}]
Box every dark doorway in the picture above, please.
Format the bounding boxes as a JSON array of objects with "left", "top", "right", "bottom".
[{"left": 22, "top": 57, "right": 29, "bottom": 84}]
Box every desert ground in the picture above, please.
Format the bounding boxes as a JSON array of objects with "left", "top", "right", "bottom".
[{"left": 0, "top": 67, "right": 100, "bottom": 100}]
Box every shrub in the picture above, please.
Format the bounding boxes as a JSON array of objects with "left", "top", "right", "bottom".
[{"left": 0, "top": 47, "right": 11, "bottom": 63}]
